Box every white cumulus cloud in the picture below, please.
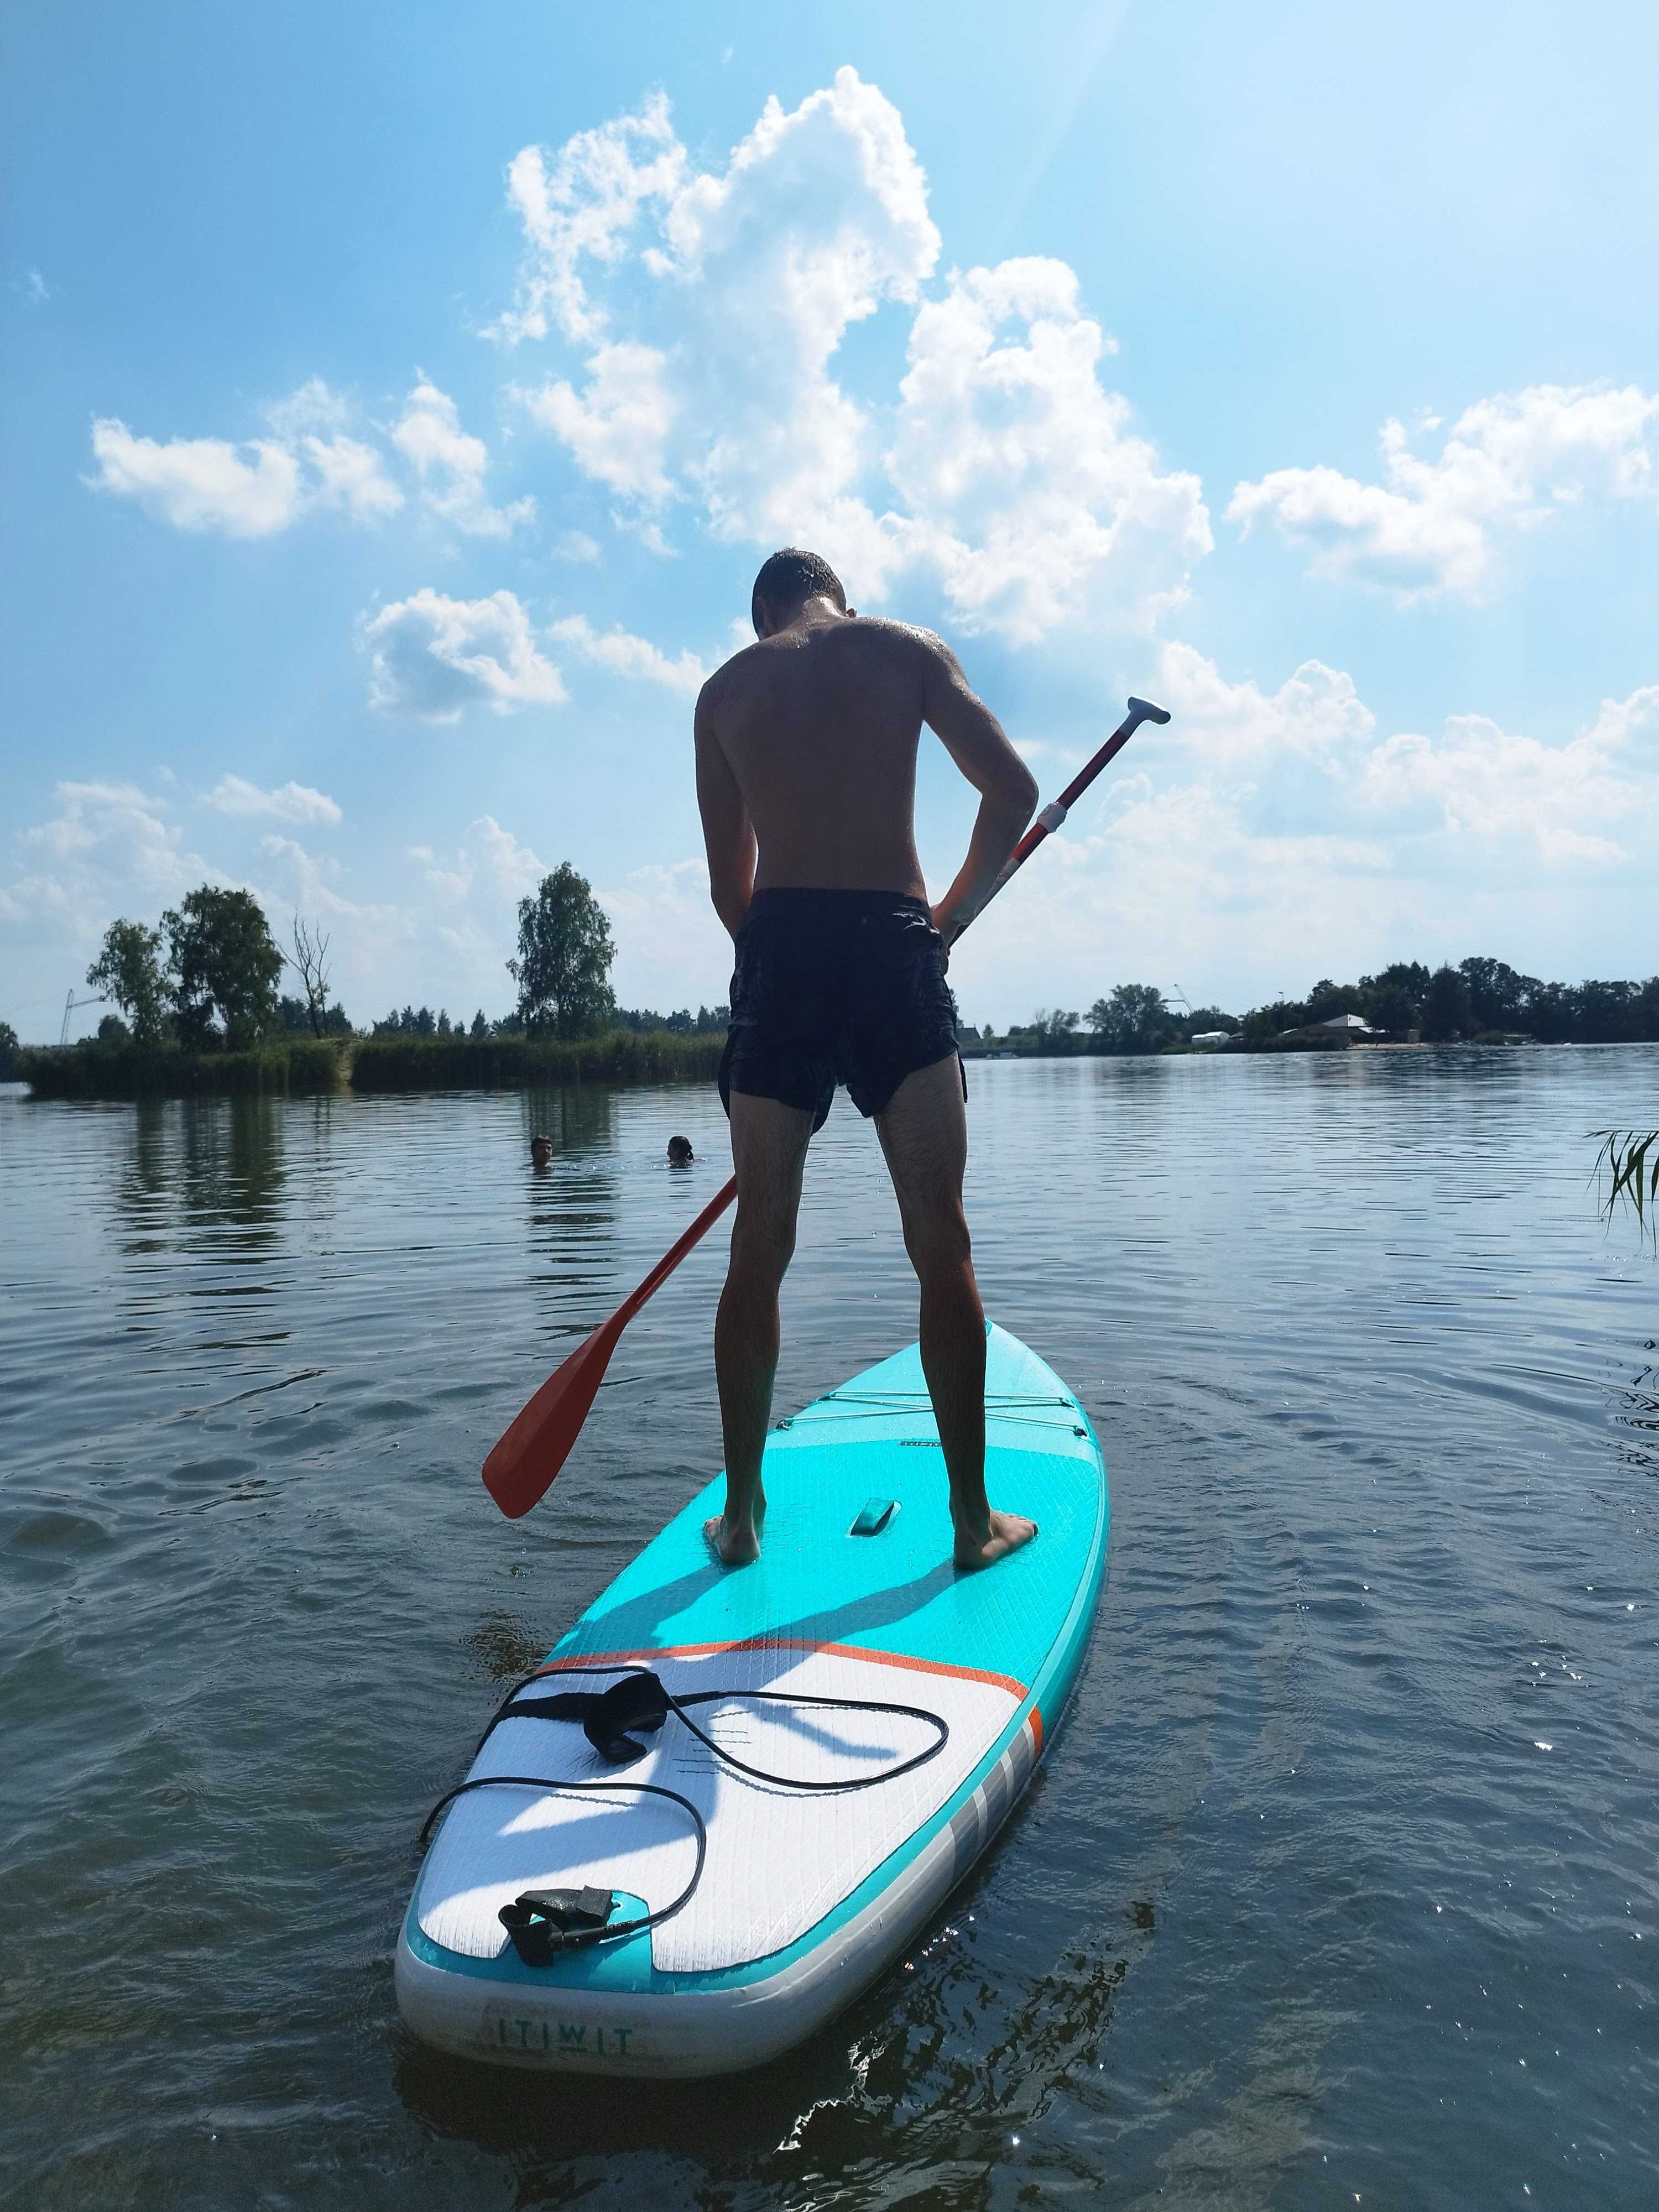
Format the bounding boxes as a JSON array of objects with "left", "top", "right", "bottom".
[
  {"left": 87, "top": 421, "right": 305, "bottom": 537},
  {"left": 411, "top": 815, "right": 548, "bottom": 906},
  {"left": 489, "top": 91, "right": 688, "bottom": 348},
  {"left": 467, "top": 815, "right": 548, "bottom": 900},
  {"left": 0, "top": 781, "right": 218, "bottom": 941},
  {"left": 88, "top": 379, "right": 403, "bottom": 535},
  {"left": 519, "top": 341, "right": 678, "bottom": 501},
  {"left": 1228, "top": 382, "right": 1659, "bottom": 602},
  {"left": 1152, "top": 639, "right": 1376, "bottom": 766},
  {"left": 202, "top": 775, "right": 343, "bottom": 826},
  {"left": 302, "top": 435, "right": 404, "bottom": 519},
  {"left": 1144, "top": 644, "right": 1653, "bottom": 867},
  {"left": 498, "top": 70, "right": 1204, "bottom": 637},
  {"left": 390, "top": 375, "right": 535, "bottom": 538},
  {"left": 1355, "top": 685, "right": 1656, "bottom": 863},
  {"left": 257, "top": 834, "right": 403, "bottom": 927},
  {"left": 550, "top": 614, "right": 707, "bottom": 693},
  {"left": 361, "top": 588, "right": 567, "bottom": 722},
  {"left": 888, "top": 259, "right": 1211, "bottom": 641}
]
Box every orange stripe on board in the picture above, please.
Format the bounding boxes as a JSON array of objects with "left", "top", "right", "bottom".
[
  {"left": 531, "top": 1637, "right": 1029, "bottom": 1702},
  {"left": 1029, "top": 1705, "right": 1044, "bottom": 1756}
]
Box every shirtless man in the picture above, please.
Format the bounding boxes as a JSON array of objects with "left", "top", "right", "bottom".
[{"left": 695, "top": 547, "right": 1041, "bottom": 1572}]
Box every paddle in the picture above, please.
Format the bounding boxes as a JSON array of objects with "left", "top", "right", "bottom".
[{"left": 483, "top": 693, "right": 1171, "bottom": 1517}]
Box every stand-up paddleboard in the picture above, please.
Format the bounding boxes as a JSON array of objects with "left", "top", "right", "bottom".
[{"left": 397, "top": 1324, "right": 1107, "bottom": 2077}]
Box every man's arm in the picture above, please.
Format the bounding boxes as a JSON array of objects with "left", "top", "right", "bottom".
[
  {"left": 695, "top": 682, "right": 757, "bottom": 939},
  {"left": 918, "top": 634, "right": 1039, "bottom": 940}
]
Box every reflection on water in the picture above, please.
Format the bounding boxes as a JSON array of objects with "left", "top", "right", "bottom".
[
  {"left": 2, "top": 1051, "right": 1657, "bottom": 2210},
  {"left": 114, "top": 1092, "right": 291, "bottom": 1246}
]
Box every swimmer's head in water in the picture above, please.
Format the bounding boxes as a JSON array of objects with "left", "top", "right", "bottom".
[
  {"left": 667, "top": 1135, "right": 694, "bottom": 1165},
  {"left": 529, "top": 1134, "right": 553, "bottom": 1167}
]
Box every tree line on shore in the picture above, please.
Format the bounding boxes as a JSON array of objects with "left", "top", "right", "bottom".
[
  {"left": 368, "top": 1000, "right": 727, "bottom": 1041},
  {"left": 978, "top": 959, "right": 1659, "bottom": 1056}
]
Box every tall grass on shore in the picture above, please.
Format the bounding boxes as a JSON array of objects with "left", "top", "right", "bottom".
[
  {"left": 15, "top": 1037, "right": 347, "bottom": 1099},
  {"left": 349, "top": 1029, "right": 722, "bottom": 1089},
  {"left": 13, "top": 1027, "right": 723, "bottom": 1099}
]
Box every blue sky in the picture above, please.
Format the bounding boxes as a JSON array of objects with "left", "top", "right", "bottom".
[{"left": 4, "top": 0, "right": 1656, "bottom": 1039}]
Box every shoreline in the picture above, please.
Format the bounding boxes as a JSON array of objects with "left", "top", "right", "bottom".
[
  {"left": 12, "top": 1029, "right": 725, "bottom": 1101},
  {"left": 11, "top": 1030, "right": 1633, "bottom": 1102}
]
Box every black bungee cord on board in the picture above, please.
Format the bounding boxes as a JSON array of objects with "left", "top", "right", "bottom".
[{"left": 417, "top": 1662, "right": 952, "bottom": 1966}]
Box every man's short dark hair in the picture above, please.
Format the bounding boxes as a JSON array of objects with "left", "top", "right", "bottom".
[{"left": 752, "top": 548, "right": 846, "bottom": 628}]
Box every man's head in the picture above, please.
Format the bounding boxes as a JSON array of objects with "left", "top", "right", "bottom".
[
  {"left": 529, "top": 1133, "right": 553, "bottom": 1168},
  {"left": 751, "top": 548, "right": 853, "bottom": 638},
  {"left": 667, "top": 1134, "right": 694, "bottom": 1166}
]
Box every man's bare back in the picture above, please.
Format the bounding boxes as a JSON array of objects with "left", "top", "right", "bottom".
[
  {"left": 698, "top": 615, "right": 938, "bottom": 898},
  {"left": 695, "top": 587, "right": 1036, "bottom": 941}
]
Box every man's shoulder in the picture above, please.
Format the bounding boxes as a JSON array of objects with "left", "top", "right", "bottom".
[
  {"left": 837, "top": 615, "right": 955, "bottom": 667},
  {"left": 698, "top": 639, "right": 766, "bottom": 715}
]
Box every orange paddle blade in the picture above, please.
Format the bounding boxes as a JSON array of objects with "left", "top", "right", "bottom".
[
  {"left": 482, "top": 1175, "right": 738, "bottom": 1517},
  {"left": 483, "top": 1310, "right": 628, "bottom": 1518}
]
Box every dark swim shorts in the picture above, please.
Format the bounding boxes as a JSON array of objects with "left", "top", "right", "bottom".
[{"left": 718, "top": 889, "right": 963, "bottom": 1132}]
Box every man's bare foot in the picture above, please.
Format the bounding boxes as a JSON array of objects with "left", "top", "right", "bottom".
[
  {"left": 952, "top": 1509, "right": 1038, "bottom": 1571},
  {"left": 703, "top": 1499, "right": 764, "bottom": 1566}
]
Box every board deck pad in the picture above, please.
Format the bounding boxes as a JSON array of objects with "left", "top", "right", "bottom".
[
  {"left": 419, "top": 1647, "right": 1022, "bottom": 1973},
  {"left": 400, "top": 1325, "right": 1108, "bottom": 2070}
]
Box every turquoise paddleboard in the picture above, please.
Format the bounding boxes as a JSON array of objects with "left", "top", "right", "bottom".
[{"left": 397, "top": 1323, "right": 1108, "bottom": 2077}]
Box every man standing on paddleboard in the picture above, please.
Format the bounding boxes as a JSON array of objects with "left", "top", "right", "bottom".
[{"left": 696, "top": 549, "right": 1041, "bottom": 1573}]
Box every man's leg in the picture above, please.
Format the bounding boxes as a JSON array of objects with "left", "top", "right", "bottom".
[
  {"left": 708, "top": 1089, "right": 815, "bottom": 1564},
  {"left": 876, "top": 1056, "right": 1037, "bottom": 1569}
]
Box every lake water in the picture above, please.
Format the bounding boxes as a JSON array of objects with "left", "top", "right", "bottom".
[{"left": 2, "top": 1048, "right": 1656, "bottom": 2210}]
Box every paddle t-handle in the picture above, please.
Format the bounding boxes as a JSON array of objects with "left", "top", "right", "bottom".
[
  {"left": 483, "top": 690, "right": 1171, "bottom": 1517},
  {"left": 943, "top": 693, "right": 1171, "bottom": 941}
]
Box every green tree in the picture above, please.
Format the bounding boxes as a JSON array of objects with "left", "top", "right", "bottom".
[
  {"left": 1305, "top": 977, "right": 1363, "bottom": 1022},
  {"left": 1458, "top": 956, "right": 1533, "bottom": 1032},
  {"left": 1577, "top": 979, "right": 1640, "bottom": 1043},
  {"left": 1363, "top": 982, "right": 1420, "bottom": 1035},
  {"left": 1019, "top": 1008, "right": 1082, "bottom": 1053},
  {"left": 1523, "top": 980, "right": 1578, "bottom": 1042},
  {"left": 87, "top": 918, "right": 169, "bottom": 1042},
  {"left": 1087, "top": 984, "right": 1172, "bottom": 1055},
  {"left": 0, "top": 1019, "right": 18, "bottom": 1077},
  {"left": 163, "top": 886, "right": 284, "bottom": 1048},
  {"left": 278, "top": 993, "right": 351, "bottom": 1035},
  {"left": 1366, "top": 960, "right": 1432, "bottom": 1000},
  {"left": 1421, "top": 964, "right": 1473, "bottom": 1041},
  {"left": 508, "top": 864, "right": 617, "bottom": 1037},
  {"left": 1239, "top": 998, "right": 1307, "bottom": 1045}
]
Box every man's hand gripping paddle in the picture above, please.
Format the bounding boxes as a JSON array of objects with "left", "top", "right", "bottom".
[{"left": 482, "top": 693, "right": 1171, "bottom": 1518}]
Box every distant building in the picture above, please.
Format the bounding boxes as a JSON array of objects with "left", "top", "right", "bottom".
[
  {"left": 1190, "top": 1030, "right": 1233, "bottom": 1046},
  {"left": 1276, "top": 1013, "right": 1379, "bottom": 1043}
]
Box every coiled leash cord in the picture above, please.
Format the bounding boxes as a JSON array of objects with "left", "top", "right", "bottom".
[{"left": 418, "top": 1661, "right": 950, "bottom": 1960}]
